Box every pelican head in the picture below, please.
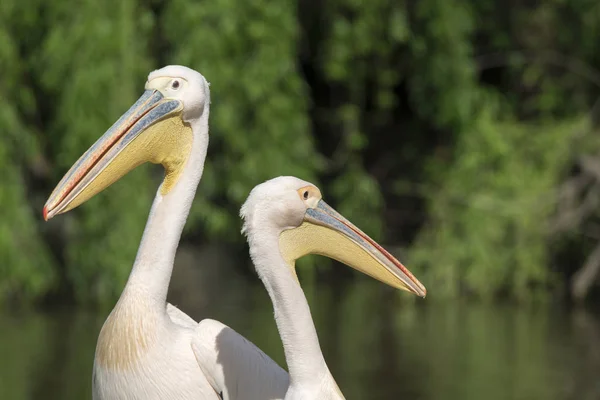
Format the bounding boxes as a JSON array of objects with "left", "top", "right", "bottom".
[
  {"left": 241, "top": 176, "right": 426, "bottom": 297},
  {"left": 43, "top": 65, "right": 210, "bottom": 221}
]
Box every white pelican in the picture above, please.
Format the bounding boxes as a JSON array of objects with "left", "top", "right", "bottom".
[
  {"left": 43, "top": 65, "right": 426, "bottom": 400},
  {"left": 43, "top": 66, "right": 289, "bottom": 400},
  {"left": 239, "top": 176, "right": 427, "bottom": 399}
]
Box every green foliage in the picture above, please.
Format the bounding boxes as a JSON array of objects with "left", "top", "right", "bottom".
[
  {"left": 0, "top": 0, "right": 55, "bottom": 301},
  {"left": 408, "top": 0, "right": 477, "bottom": 130},
  {"left": 0, "top": 143, "right": 56, "bottom": 301},
  {"left": 39, "top": 0, "right": 156, "bottom": 303},
  {"left": 164, "top": 0, "right": 321, "bottom": 237},
  {"left": 0, "top": 0, "right": 598, "bottom": 304},
  {"left": 410, "top": 90, "right": 591, "bottom": 299}
]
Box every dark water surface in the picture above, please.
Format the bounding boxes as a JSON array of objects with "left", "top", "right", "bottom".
[{"left": 1, "top": 272, "right": 599, "bottom": 400}]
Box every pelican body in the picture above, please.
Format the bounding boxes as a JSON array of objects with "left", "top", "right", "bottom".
[
  {"left": 240, "top": 177, "right": 426, "bottom": 399},
  {"left": 44, "top": 66, "right": 289, "bottom": 400}
]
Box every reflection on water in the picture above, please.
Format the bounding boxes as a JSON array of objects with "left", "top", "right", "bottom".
[{"left": 1, "top": 277, "right": 599, "bottom": 399}]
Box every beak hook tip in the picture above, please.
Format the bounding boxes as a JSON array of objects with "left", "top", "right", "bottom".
[{"left": 42, "top": 206, "right": 49, "bottom": 221}]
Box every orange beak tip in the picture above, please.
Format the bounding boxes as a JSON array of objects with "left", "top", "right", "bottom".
[{"left": 42, "top": 206, "right": 49, "bottom": 221}]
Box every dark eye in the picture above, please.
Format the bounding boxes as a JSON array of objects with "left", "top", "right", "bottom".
[
  {"left": 303, "top": 191, "right": 309, "bottom": 200},
  {"left": 171, "top": 80, "right": 180, "bottom": 90}
]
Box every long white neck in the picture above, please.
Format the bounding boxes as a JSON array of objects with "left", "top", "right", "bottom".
[
  {"left": 248, "top": 232, "right": 331, "bottom": 391},
  {"left": 124, "top": 109, "right": 209, "bottom": 306}
]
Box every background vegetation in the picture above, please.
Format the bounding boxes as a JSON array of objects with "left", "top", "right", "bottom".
[{"left": 1, "top": 0, "right": 600, "bottom": 305}]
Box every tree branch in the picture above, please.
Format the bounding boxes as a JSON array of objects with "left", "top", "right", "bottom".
[{"left": 572, "top": 243, "right": 600, "bottom": 302}]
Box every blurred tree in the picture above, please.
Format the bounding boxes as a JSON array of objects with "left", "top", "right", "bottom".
[
  {"left": 0, "top": 0, "right": 599, "bottom": 304},
  {"left": 39, "top": 0, "right": 156, "bottom": 303},
  {"left": 164, "top": 0, "right": 323, "bottom": 236},
  {"left": 0, "top": 0, "right": 56, "bottom": 302}
]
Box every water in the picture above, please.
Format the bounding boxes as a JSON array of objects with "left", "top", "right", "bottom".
[{"left": 1, "top": 272, "right": 599, "bottom": 399}]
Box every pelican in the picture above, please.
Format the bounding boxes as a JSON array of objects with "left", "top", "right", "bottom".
[
  {"left": 239, "top": 176, "right": 427, "bottom": 399},
  {"left": 43, "top": 65, "right": 426, "bottom": 400},
  {"left": 43, "top": 66, "right": 289, "bottom": 400}
]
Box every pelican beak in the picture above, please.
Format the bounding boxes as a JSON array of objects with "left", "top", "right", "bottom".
[
  {"left": 43, "top": 90, "right": 187, "bottom": 221},
  {"left": 279, "top": 200, "right": 426, "bottom": 297}
]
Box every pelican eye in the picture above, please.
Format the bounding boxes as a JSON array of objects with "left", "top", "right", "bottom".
[
  {"left": 297, "top": 186, "right": 321, "bottom": 208},
  {"left": 171, "top": 80, "right": 180, "bottom": 90}
]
